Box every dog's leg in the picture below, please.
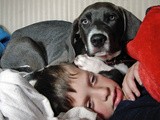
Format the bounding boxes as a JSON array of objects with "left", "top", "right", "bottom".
[{"left": 74, "top": 54, "right": 114, "bottom": 73}]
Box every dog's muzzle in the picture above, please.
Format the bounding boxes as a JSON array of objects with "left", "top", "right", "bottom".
[
  {"left": 91, "top": 34, "right": 107, "bottom": 47},
  {"left": 86, "top": 28, "right": 110, "bottom": 56}
]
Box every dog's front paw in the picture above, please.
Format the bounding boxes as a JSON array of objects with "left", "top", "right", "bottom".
[{"left": 74, "top": 54, "right": 113, "bottom": 73}]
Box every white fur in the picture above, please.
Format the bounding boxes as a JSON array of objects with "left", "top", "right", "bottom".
[
  {"left": 74, "top": 54, "right": 113, "bottom": 73},
  {"left": 113, "top": 63, "right": 128, "bottom": 74},
  {"left": 74, "top": 54, "right": 129, "bottom": 74}
]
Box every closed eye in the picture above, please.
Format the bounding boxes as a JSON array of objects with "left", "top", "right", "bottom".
[
  {"left": 90, "top": 73, "right": 97, "bottom": 86},
  {"left": 86, "top": 99, "right": 94, "bottom": 110}
]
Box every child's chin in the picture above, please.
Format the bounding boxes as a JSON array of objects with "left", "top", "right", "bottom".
[{"left": 97, "top": 112, "right": 114, "bottom": 120}]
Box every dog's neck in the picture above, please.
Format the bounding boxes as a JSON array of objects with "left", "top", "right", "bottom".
[{"left": 104, "top": 54, "right": 136, "bottom": 66}]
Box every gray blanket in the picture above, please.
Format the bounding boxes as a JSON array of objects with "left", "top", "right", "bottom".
[{"left": 0, "top": 21, "right": 76, "bottom": 70}]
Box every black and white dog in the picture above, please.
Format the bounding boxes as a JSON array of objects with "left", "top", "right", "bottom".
[
  {"left": 0, "top": 2, "right": 141, "bottom": 84},
  {"left": 71, "top": 2, "right": 141, "bottom": 84}
]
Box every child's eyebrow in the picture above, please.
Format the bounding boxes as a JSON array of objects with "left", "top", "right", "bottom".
[
  {"left": 68, "top": 91, "right": 90, "bottom": 107},
  {"left": 82, "top": 73, "right": 92, "bottom": 107},
  {"left": 73, "top": 93, "right": 89, "bottom": 107},
  {"left": 68, "top": 94, "right": 77, "bottom": 104}
]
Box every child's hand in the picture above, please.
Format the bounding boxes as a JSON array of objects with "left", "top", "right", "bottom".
[{"left": 122, "top": 62, "right": 142, "bottom": 101}]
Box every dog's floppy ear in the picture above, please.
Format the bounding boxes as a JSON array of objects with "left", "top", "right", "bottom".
[
  {"left": 70, "top": 19, "right": 79, "bottom": 45},
  {"left": 120, "top": 7, "right": 142, "bottom": 42},
  {"left": 70, "top": 19, "right": 85, "bottom": 56}
]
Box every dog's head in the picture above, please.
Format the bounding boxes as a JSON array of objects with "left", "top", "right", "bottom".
[{"left": 71, "top": 2, "right": 141, "bottom": 61}]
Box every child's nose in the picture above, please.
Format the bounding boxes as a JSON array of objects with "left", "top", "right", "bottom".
[{"left": 92, "top": 87, "right": 110, "bottom": 101}]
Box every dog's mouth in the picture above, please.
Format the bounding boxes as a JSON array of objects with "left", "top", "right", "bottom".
[{"left": 94, "top": 51, "right": 121, "bottom": 61}]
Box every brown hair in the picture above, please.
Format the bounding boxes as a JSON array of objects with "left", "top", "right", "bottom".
[{"left": 34, "top": 63, "right": 77, "bottom": 116}]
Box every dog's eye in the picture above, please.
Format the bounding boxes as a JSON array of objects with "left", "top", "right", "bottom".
[
  {"left": 109, "top": 15, "right": 115, "bottom": 21},
  {"left": 81, "top": 19, "right": 89, "bottom": 25}
]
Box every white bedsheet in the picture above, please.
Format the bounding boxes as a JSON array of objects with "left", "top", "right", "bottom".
[{"left": 0, "top": 69, "right": 97, "bottom": 120}]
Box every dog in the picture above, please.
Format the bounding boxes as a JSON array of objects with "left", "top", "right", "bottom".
[
  {"left": 71, "top": 2, "right": 141, "bottom": 85},
  {"left": 0, "top": 2, "right": 141, "bottom": 85}
]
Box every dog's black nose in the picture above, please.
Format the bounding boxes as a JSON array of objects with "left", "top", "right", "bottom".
[{"left": 91, "top": 34, "right": 107, "bottom": 47}]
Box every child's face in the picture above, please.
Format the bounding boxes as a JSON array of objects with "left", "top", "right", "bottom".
[{"left": 67, "top": 66, "right": 124, "bottom": 119}]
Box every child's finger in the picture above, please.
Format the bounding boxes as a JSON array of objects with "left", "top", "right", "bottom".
[
  {"left": 122, "top": 83, "right": 136, "bottom": 101},
  {"left": 127, "top": 79, "right": 141, "bottom": 97},
  {"left": 122, "top": 72, "right": 136, "bottom": 100},
  {"left": 134, "top": 62, "right": 142, "bottom": 86},
  {"left": 126, "top": 69, "right": 141, "bottom": 97}
]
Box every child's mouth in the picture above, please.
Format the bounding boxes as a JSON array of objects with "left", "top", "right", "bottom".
[{"left": 113, "top": 87, "right": 123, "bottom": 109}]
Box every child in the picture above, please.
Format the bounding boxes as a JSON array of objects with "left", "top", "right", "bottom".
[
  {"left": 35, "top": 63, "right": 125, "bottom": 119},
  {"left": 34, "top": 61, "right": 160, "bottom": 120},
  {"left": 34, "top": 62, "right": 126, "bottom": 119}
]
